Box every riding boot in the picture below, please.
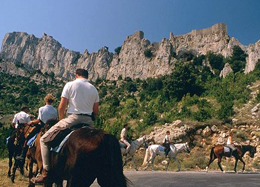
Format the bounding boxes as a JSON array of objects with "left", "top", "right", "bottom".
[{"left": 31, "top": 169, "right": 48, "bottom": 184}]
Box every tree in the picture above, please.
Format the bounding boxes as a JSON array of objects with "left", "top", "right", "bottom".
[
  {"left": 230, "top": 46, "right": 247, "bottom": 73},
  {"left": 114, "top": 46, "right": 122, "bottom": 55},
  {"left": 144, "top": 49, "right": 153, "bottom": 58},
  {"left": 207, "top": 52, "right": 225, "bottom": 71},
  {"left": 162, "top": 62, "right": 203, "bottom": 100}
]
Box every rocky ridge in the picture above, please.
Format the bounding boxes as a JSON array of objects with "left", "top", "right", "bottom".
[{"left": 0, "top": 23, "right": 260, "bottom": 81}]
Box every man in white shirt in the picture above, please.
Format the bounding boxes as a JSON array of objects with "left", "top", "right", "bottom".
[
  {"left": 32, "top": 69, "right": 99, "bottom": 184},
  {"left": 12, "top": 106, "right": 31, "bottom": 128}
]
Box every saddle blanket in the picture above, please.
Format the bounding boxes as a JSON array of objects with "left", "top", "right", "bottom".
[
  {"left": 50, "top": 131, "right": 74, "bottom": 153},
  {"left": 158, "top": 145, "right": 165, "bottom": 152},
  {"left": 27, "top": 133, "right": 38, "bottom": 148},
  {"left": 6, "top": 136, "right": 10, "bottom": 145},
  {"left": 224, "top": 146, "right": 231, "bottom": 153}
]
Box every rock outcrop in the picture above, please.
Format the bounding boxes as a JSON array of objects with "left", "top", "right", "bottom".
[
  {"left": 219, "top": 63, "right": 233, "bottom": 78},
  {"left": 1, "top": 23, "right": 260, "bottom": 81}
]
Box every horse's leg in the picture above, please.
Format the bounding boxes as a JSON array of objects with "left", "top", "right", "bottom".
[
  {"left": 173, "top": 157, "right": 181, "bottom": 172},
  {"left": 238, "top": 157, "right": 246, "bottom": 172},
  {"left": 11, "top": 161, "right": 18, "bottom": 183},
  {"left": 165, "top": 158, "right": 171, "bottom": 171},
  {"left": 206, "top": 148, "right": 216, "bottom": 172},
  {"left": 217, "top": 156, "right": 224, "bottom": 172},
  {"left": 122, "top": 155, "right": 130, "bottom": 168},
  {"left": 131, "top": 156, "right": 138, "bottom": 171},
  {"left": 8, "top": 150, "right": 13, "bottom": 177},
  {"left": 234, "top": 158, "right": 238, "bottom": 173},
  {"left": 151, "top": 155, "right": 156, "bottom": 171}
]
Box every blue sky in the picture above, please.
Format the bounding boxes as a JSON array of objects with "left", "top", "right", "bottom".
[{"left": 0, "top": 0, "right": 260, "bottom": 53}]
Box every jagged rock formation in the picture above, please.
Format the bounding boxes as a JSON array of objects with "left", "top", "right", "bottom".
[
  {"left": 0, "top": 23, "right": 260, "bottom": 81},
  {"left": 219, "top": 63, "right": 233, "bottom": 78}
]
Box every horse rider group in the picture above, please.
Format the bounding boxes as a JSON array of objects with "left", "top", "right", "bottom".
[{"left": 11, "top": 69, "right": 99, "bottom": 184}]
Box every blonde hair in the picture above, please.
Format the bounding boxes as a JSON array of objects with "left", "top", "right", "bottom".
[{"left": 44, "top": 93, "right": 55, "bottom": 104}]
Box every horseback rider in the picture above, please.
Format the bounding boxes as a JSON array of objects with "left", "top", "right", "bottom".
[
  {"left": 120, "top": 124, "right": 131, "bottom": 155},
  {"left": 16, "top": 93, "right": 58, "bottom": 163},
  {"left": 163, "top": 131, "right": 171, "bottom": 157},
  {"left": 31, "top": 69, "right": 99, "bottom": 184},
  {"left": 226, "top": 131, "right": 237, "bottom": 155},
  {"left": 12, "top": 106, "right": 31, "bottom": 129}
]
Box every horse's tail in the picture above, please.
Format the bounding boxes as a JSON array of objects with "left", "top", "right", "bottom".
[
  {"left": 142, "top": 146, "right": 150, "bottom": 166},
  {"left": 209, "top": 147, "right": 216, "bottom": 161},
  {"left": 99, "top": 134, "right": 130, "bottom": 187}
]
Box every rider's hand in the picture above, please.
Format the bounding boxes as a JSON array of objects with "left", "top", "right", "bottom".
[{"left": 28, "top": 121, "right": 34, "bottom": 126}]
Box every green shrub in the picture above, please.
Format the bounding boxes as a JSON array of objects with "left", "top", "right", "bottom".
[
  {"left": 144, "top": 49, "right": 153, "bottom": 58},
  {"left": 114, "top": 46, "right": 122, "bottom": 55}
]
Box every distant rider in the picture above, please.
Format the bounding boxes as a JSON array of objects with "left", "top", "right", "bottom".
[
  {"left": 12, "top": 106, "right": 31, "bottom": 129},
  {"left": 120, "top": 124, "right": 131, "bottom": 155},
  {"left": 226, "top": 131, "right": 237, "bottom": 155},
  {"left": 163, "top": 131, "right": 171, "bottom": 157}
]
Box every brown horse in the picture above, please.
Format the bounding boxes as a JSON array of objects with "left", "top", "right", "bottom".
[
  {"left": 32, "top": 120, "right": 128, "bottom": 187},
  {"left": 27, "top": 132, "right": 43, "bottom": 187},
  {"left": 206, "top": 145, "right": 256, "bottom": 173}
]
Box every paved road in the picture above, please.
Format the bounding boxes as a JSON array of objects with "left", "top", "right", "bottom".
[{"left": 91, "top": 171, "right": 260, "bottom": 187}]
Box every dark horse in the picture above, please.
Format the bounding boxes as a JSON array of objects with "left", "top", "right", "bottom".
[
  {"left": 33, "top": 120, "right": 128, "bottom": 187},
  {"left": 206, "top": 145, "right": 256, "bottom": 172},
  {"left": 7, "top": 124, "right": 30, "bottom": 182}
]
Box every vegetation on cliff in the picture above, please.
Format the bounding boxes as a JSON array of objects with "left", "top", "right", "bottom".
[{"left": 0, "top": 46, "right": 260, "bottom": 158}]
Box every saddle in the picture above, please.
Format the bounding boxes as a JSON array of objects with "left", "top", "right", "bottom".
[
  {"left": 224, "top": 146, "right": 235, "bottom": 156},
  {"left": 49, "top": 123, "right": 90, "bottom": 151}
]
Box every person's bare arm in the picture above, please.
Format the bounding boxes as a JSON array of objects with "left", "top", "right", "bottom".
[
  {"left": 28, "top": 119, "right": 40, "bottom": 125},
  {"left": 93, "top": 102, "right": 99, "bottom": 117},
  {"left": 58, "top": 97, "right": 68, "bottom": 120}
]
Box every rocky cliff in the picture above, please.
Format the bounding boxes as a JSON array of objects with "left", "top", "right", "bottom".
[{"left": 0, "top": 23, "right": 259, "bottom": 81}]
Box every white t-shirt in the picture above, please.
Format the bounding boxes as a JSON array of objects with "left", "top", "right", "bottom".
[
  {"left": 61, "top": 78, "right": 99, "bottom": 114},
  {"left": 38, "top": 105, "right": 58, "bottom": 124},
  {"left": 164, "top": 135, "right": 171, "bottom": 144},
  {"left": 120, "top": 128, "right": 127, "bottom": 140},
  {"left": 12, "top": 111, "right": 31, "bottom": 128}
]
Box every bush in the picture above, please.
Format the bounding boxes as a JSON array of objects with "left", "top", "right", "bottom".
[
  {"left": 144, "top": 49, "right": 153, "bottom": 58},
  {"left": 207, "top": 52, "right": 225, "bottom": 71},
  {"left": 114, "top": 46, "right": 122, "bottom": 55}
]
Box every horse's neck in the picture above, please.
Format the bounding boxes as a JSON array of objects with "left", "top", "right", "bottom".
[
  {"left": 133, "top": 138, "right": 143, "bottom": 146},
  {"left": 241, "top": 145, "right": 251, "bottom": 153},
  {"left": 173, "top": 143, "right": 185, "bottom": 152}
]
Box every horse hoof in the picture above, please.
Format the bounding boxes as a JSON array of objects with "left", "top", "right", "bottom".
[
  {"left": 222, "top": 171, "right": 226, "bottom": 173},
  {"left": 205, "top": 167, "right": 208, "bottom": 172}
]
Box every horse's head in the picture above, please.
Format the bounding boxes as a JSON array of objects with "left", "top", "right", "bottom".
[
  {"left": 249, "top": 145, "right": 257, "bottom": 158},
  {"left": 14, "top": 123, "right": 27, "bottom": 146},
  {"left": 140, "top": 135, "right": 148, "bottom": 149},
  {"left": 184, "top": 142, "right": 190, "bottom": 153}
]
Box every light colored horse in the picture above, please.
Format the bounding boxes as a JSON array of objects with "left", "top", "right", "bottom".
[
  {"left": 142, "top": 142, "right": 190, "bottom": 171},
  {"left": 120, "top": 135, "right": 148, "bottom": 171}
]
